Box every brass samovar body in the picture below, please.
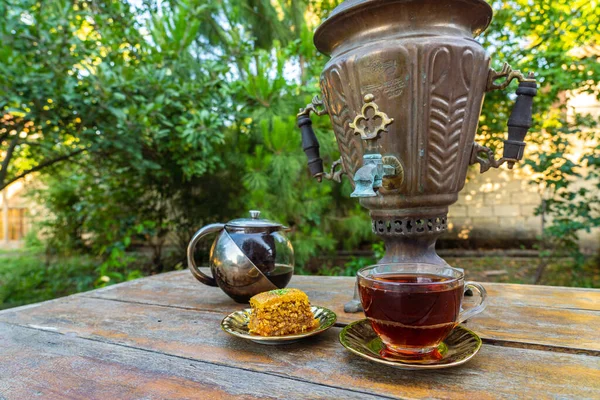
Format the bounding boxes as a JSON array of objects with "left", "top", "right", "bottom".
[{"left": 297, "top": 0, "right": 537, "bottom": 310}]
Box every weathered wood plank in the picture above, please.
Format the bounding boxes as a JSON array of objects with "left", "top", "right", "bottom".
[
  {"left": 86, "top": 270, "right": 600, "bottom": 313},
  {"left": 1, "top": 297, "right": 598, "bottom": 399},
  {"left": 481, "top": 282, "right": 600, "bottom": 311},
  {"left": 467, "top": 301, "right": 600, "bottom": 353},
  {"left": 0, "top": 323, "right": 383, "bottom": 400},
  {"left": 79, "top": 270, "right": 600, "bottom": 352}
]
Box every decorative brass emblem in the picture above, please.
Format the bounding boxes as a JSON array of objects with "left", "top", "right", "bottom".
[{"left": 349, "top": 94, "right": 394, "bottom": 140}]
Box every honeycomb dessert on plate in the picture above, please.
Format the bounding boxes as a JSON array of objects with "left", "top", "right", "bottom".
[{"left": 248, "top": 288, "right": 319, "bottom": 336}]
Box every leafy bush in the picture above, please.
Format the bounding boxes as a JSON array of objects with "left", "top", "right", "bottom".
[
  {"left": 0, "top": 250, "right": 152, "bottom": 309},
  {"left": 0, "top": 252, "right": 96, "bottom": 309},
  {"left": 1, "top": 0, "right": 598, "bottom": 297}
]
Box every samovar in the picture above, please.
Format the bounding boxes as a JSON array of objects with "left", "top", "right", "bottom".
[{"left": 296, "top": 0, "right": 537, "bottom": 311}]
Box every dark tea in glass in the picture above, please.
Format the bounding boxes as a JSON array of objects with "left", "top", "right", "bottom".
[{"left": 357, "top": 263, "right": 487, "bottom": 357}]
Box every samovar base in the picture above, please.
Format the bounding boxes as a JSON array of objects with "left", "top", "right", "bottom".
[
  {"left": 344, "top": 211, "right": 449, "bottom": 313},
  {"left": 344, "top": 285, "right": 363, "bottom": 313}
]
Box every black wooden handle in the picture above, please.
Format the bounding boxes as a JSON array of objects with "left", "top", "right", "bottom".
[
  {"left": 297, "top": 114, "right": 324, "bottom": 178},
  {"left": 504, "top": 79, "right": 537, "bottom": 160}
]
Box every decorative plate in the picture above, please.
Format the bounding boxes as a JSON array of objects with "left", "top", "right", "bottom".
[
  {"left": 221, "top": 306, "right": 337, "bottom": 345},
  {"left": 339, "top": 319, "right": 482, "bottom": 370}
]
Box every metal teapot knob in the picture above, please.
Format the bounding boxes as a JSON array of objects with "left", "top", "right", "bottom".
[{"left": 249, "top": 210, "right": 261, "bottom": 219}]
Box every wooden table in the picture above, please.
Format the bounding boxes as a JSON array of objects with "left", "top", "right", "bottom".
[{"left": 1, "top": 270, "right": 599, "bottom": 399}]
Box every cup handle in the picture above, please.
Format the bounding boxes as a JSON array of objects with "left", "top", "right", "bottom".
[
  {"left": 187, "top": 223, "right": 225, "bottom": 287},
  {"left": 458, "top": 282, "right": 488, "bottom": 323}
]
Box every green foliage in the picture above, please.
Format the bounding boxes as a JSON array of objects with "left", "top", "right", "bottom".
[
  {"left": 23, "top": 228, "right": 44, "bottom": 252},
  {"left": 0, "top": 250, "right": 151, "bottom": 309},
  {"left": 1, "top": 0, "right": 599, "bottom": 303},
  {"left": 314, "top": 256, "right": 374, "bottom": 277},
  {"left": 0, "top": 0, "right": 137, "bottom": 189},
  {"left": 0, "top": 252, "right": 89, "bottom": 309},
  {"left": 5, "top": 0, "right": 244, "bottom": 278}
]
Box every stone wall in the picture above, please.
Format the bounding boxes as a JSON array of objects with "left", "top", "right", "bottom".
[
  {"left": 447, "top": 164, "right": 599, "bottom": 253},
  {"left": 447, "top": 167, "right": 542, "bottom": 243},
  {"left": 448, "top": 120, "right": 599, "bottom": 251}
]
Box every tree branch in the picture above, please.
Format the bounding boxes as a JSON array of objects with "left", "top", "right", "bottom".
[
  {"left": 0, "top": 134, "right": 19, "bottom": 188},
  {"left": 0, "top": 148, "right": 86, "bottom": 191},
  {"left": 19, "top": 140, "right": 57, "bottom": 150}
]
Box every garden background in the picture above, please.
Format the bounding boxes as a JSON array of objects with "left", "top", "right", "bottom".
[{"left": 1, "top": 0, "right": 599, "bottom": 310}]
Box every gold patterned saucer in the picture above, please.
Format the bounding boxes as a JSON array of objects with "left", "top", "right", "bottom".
[
  {"left": 339, "top": 319, "right": 482, "bottom": 370},
  {"left": 221, "top": 306, "right": 337, "bottom": 345}
]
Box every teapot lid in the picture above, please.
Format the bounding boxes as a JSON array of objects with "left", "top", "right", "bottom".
[{"left": 226, "top": 210, "right": 287, "bottom": 233}]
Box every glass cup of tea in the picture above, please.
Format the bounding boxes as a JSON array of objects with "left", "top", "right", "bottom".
[{"left": 357, "top": 263, "right": 487, "bottom": 357}]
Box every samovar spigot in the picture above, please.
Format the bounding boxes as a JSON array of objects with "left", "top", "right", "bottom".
[
  {"left": 350, "top": 154, "right": 396, "bottom": 197},
  {"left": 348, "top": 94, "right": 396, "bottom": 197},
  {"left": 350, "top": 155, "right": 382, "bottom": 197}
]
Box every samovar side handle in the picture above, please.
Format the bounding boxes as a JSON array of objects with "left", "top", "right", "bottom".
[
  {"left": 297, "top": 96, "right": 344, "bottom": 183},
  {"left": 470, "top": 64, "right": 538, "bottom": 173}
]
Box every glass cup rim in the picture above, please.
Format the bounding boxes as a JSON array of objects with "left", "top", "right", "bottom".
[{"left": 357, "top": 262, "right": 464, "bottom": 286}]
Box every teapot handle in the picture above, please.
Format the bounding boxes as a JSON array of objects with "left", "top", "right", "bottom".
[{"left": 187, "top": 223, "right": 225, "bottom": 287}]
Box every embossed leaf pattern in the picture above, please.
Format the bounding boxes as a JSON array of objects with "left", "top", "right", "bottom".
[
  {"left": 321, "top": 67, "right": 363, "bottom": 178},
  {"left": 428, "top": 93, "right": 468, "bottom": 190},
  {"left": 427, "top": 47, "right": 470, "bottom": 192}
]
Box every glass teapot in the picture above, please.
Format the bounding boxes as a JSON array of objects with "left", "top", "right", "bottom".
[{"left": 187, "top": 210, "right": 294, "bottom": 303}]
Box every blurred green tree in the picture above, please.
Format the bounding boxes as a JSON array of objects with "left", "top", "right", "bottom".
[
  {"left": 1, "top": 0, "right": 241, "bottom": 276},
  {"left": 1, "top": 0, "right": 598, "bottom": 285}
]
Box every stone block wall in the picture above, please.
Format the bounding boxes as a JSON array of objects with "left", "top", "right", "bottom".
[
  {"left": 447, "top": 166, "right": 599, "bottom": 253},
  {"left": 447, "top": 167, "right": 542, "bottom": 242}
]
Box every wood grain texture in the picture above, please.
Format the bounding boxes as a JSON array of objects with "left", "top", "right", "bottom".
[
  {"left": 77, "top": 270, "right": 600, "bottom": 352},
  {"left": 1, "top": 297, "right": 598, "bottom": 399},
  {"left": 0, "top": 323, "right": 383, "bottom": 400},
  {"left": 85, "top": 270, "right": 600, "bottom": 311}
]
